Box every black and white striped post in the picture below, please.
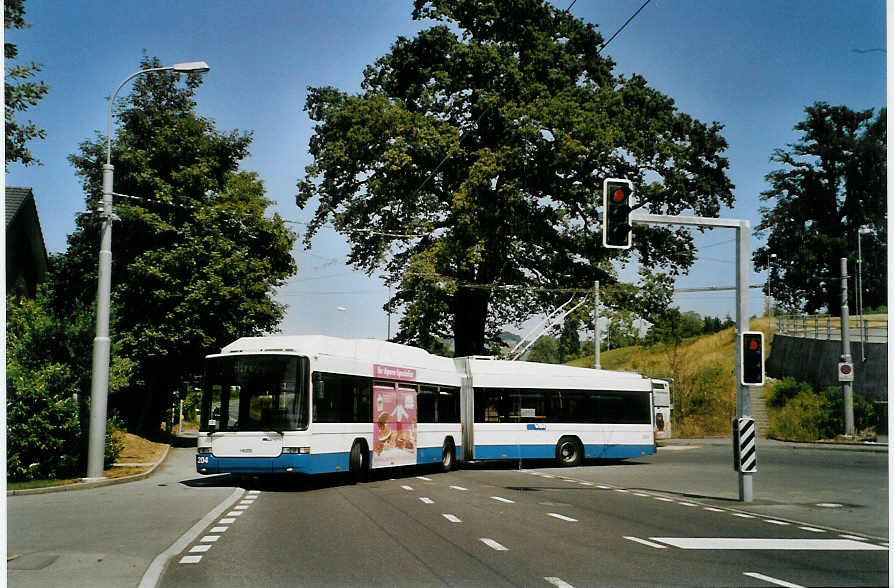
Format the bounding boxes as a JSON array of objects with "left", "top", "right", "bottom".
[{"left": 733, "top": 417, "right": 757, "bottom": 474}]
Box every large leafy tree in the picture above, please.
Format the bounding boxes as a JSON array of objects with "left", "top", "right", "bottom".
[
  {"left": 57, "top": 56, "right": 297, "bottom": 432},
  {"left": 298, "top": 0, "right": 733, "bottom": 355},
  {"left": 754, "top": 103, "right": 886, "bottom": 314},
  {"left": 5, "top": 0, "right": 49, "bottom": 168}
]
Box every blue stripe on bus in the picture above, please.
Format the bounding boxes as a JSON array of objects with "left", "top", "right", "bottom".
[
  {"left": 473, "top": 444, "right": 656, "bottom": 461},
  {"left": 196, "top": 445, "right": 464, "bottom": 475}
]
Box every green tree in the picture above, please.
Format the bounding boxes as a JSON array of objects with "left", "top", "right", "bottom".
[
  {"left": 56, "top": 56, "right": 297, "bottom": 433},
  {"left": 557, "top": 315, "right": 581, "bottom": 362},
  {"left": 297, "top": 0, "right": 734, "bottom": 356},
  {"left": 526, "top": 335, "right": 559, "bottom": 364},
  {"left": 4, "top": 0, "right": 48, "bottom": 169},
  {"left": 754, "top": 102, "right": 886, "bottom": 314}
]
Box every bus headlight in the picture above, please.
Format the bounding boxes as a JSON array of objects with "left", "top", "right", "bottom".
[
  {"left": 198, "top": 446, "right": 212, "bottom": 454},
  {"left": 282, "top": 447, "right": 310, "bottom": 454}
]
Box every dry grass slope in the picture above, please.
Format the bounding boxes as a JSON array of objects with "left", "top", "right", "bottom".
[{"left": 569, "top": 317, "right": 774, "bottom": 437}]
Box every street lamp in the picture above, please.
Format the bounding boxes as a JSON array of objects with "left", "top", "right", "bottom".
[
  {"left": 86, "top": 61, "right": 211, "bottom": 481},
  {"left": 857, "top": 227, "right": 872, "bottom": 362},
  {"left": 767, "top": 252, "right": 777, "bottom": 329}
]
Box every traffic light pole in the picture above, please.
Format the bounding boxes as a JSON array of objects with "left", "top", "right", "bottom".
[{"left": 630, "top": 213, "right": 755, "bottom": 502}]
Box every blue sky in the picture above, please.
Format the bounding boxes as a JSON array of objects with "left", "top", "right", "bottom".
[{"left": 6, "top": 0, "right": 886, "bottom": 341}]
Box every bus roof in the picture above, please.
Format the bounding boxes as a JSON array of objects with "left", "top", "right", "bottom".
[{"left": 460, "top": 357, "right": 651, "bottom": 390}]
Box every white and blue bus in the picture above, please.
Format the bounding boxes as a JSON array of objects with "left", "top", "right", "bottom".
[{"left": 196, "top": 336, "right": 656, "bottom": 478}]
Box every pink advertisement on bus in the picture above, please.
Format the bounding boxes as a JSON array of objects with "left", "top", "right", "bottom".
[{"left": 372, "top": 383, "right": 417, "bottom": 468}]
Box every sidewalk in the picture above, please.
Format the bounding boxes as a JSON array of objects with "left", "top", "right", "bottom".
[
  {"left": 659, "top": 436, "right": 889, "bottom": 453},
  {"left": 7, "top": 439, "right": 239, "bottom": 588}
]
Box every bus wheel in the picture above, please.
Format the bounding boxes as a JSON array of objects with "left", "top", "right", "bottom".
[
  {"left": 440, "top": 439, "right": 455, "bottom": 473},
  {"left": 556, "top": 437, "right": 583, "bottom": 467},
  {"left": 349, "top": 440, "right": 368, "bottom": 483}
]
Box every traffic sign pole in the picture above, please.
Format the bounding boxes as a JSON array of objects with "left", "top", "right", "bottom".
[{"left": 840, "top": 258, "right": 854, "bottom": 437}]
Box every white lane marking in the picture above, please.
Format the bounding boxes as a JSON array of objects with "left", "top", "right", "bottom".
[
  {"left": 578, "top": 482, "right": 593, "bottom": 486},
  {"left": 241, "top": 497, "right": 256, "bottom": 502},
  {"left": 816, "top": 503, "right": 844, "bottom": 508},
  {"left": 141, "top": 487, "right": 244, "bottom": 583},
  {"left": 189, "top": 545, "right": 211, "bottom": 553},
  {"left": 200, "top": 535, "right": 220, "bottom": 543},
  {"left": 596, "top": 485, "right": 612, "bottom": 490},
  {"left": 614, "top": 489, "right": 629, "bottom": 494},
  {"left": 763, "top": 519, "right": 789, "bottom": 526},
  {"left": 633, "top": 493, "right": 650, "bottom": 497},
  {"left": 704, "top": 507, "right": 725, "bottom": 512},
  {"left": 178, "top": 555, "right": 202, "bottom": 564},
  {"left": 248, "top": 490, "right": 261, "bottom": 494},
  {"left": 219, "top": 518, "right": 236, "bottom": 524},
  {"left": 839, "top": 534, "right": 867, "bottom": 541},
  {"left": 541, "top": 475, "right": 555, "bottom": 479},
  {"left": 226, "top": 510, "right": 243, "bottom": 517},
  {"left": 443, "top": 514, "right": 462, "bottom": 523},
  {"left": 480, "top": 538, "right": 509, "bottom": 551},
  {"left": 798, "top": 526, "right": 826, "bottom": 533},
  {"left": 450, "top": 485, "right": 468, "bottom": 491},
  {"left": 401, "top": 485, "right": 414, "bottom": 491},
  {"left": 654, "top": 497, "right": 673, "bottom": 502},
  {"left": 419, "top": 497, "right": 434, "bottom": 504},
  {"left": 210, "top": 526, "right": 228, "bottom": 533},
  {"left": 623, "top": 536, "right": 667, "bottom": 549},
  {"left": 657, "top": 445, "right": 700, "bottom": 451},
  {"left": 491, "top": 496, "right": 515, "bottom": 504},
  {"left": 234, "top": 505, "right": 250, "bottom": 510},
  {"left": 417, "top": 476, "right": 432, "bottom": 481},
  {"left": 548, "top": 513, "right": 578, "bottom": 522},
  {"left": 650, "top": 538, "right": 887, "bottom": 550},
  {"left": 677, "top": 502, "right": 698, "bottom": 507},
  {"left": 544, "top": 577, "right": 576, "bottom": 588},
  {"left": 733, "top": 513, "right": 755, "bottom": 518},
  {"left": 743, "top": 572, "right": 806, "bottom": 588}
]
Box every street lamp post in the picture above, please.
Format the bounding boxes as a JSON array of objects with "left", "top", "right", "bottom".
[
  {"left": 86, "top": 61, "right": 211, "bottom": 481},
  {"left": 857, "top": 227, "right": 872, "bottom": 363}
]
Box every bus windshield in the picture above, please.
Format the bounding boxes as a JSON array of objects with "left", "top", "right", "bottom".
[{"left": 201, "top": 355, "right": 309, "bottom": 432}]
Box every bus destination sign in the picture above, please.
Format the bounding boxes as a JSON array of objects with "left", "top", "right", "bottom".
[{"left": 373, "top": 364, "right": 417, "bottom": 382}]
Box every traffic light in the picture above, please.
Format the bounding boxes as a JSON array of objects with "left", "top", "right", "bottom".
[
  {"left": 740, "top": 331, "right": 765, "bottom": 385},
  {"left": 603, "top": 178, "right": 633, "bottom": 249}
]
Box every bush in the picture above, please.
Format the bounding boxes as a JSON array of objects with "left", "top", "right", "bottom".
[{"left": 767, "top": 379, "right": 878, "bottom": 441}]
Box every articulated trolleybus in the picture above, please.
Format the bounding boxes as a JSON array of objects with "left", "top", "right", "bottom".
[{"left": 196, "top": 335, "right": 656, "bottom": 479}]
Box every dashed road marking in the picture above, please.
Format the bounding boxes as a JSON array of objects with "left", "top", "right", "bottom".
[
  {"left": 544, "top": 576, "right": 576, "bottom": 588},
  {"left": 704, "top": 507, "right": 725, "bottom": 512},
  {"left": 210, "top": 526, "right": 228, "bottom": 533},
  {"left": 419, "top": 497, "right": 434, "bottom": 504},
  {"left": 548, "top": 513, "right": 578, "bottom": 522},
  {"left": 650, "top": 537, "right": 886, "bottom": 550},
  {"left": 677, "top": 502, "right": 698, "bottom": 507},
  {"left": 798, "top": 526, "right": 826, "bottom": 533},
  {"left": 764, "top": 519, "right": 790, "bottom": 526},
  {"left": 200, "top": 535, "right": 220, "bottom": 543},
  {"left": 226, "top": 510, "right": 243, "bottom": 517},
  {"left": 417, "top": 476, "right": 432, "bottom": 481},
  {"left": 839, "top": 534, "right": 867, "bottom": 541},
  {"left": 450, "top": 485, "right": 469, "bottom": 491},
  {"left": 491, "top": 496, "right": 515, "bottom": 504},
  {"left": 189, "top": 545, "right": 211, "bottom": 553},
  {"left": 401, "top": 485, "right": 414, "bottom": 491},
  {"left": 733, "top": 513, "right": 755, "bottom": 519},
  {"left": 480, "top": 538, "right": 509, "bottom": 551},
  {"left": 743, "top": 572, "right": 806, "bottom": 588},
  {"left": 220, "top": 517, "right": 236, "bottom": 524},
  {"left": 443, "top": 514, "right": 462, "bottom": 523},
  {"left": 623, "top": 536, "right": 667, "bottom": 549},
  {"left": 178, "top": 555, "right": 202, "bottom": 564}
]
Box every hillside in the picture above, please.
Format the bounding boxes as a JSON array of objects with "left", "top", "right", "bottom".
[{"left": 568, "top": 317, "right": 774, "bottom": 437}]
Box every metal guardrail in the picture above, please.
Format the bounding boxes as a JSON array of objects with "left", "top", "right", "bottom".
[{"left": 775, "top": 314, "right": 888, "bottom": 342}]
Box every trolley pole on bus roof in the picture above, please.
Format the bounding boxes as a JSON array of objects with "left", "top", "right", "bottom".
[{"left": 628, "top": 212, "right": 756, "bottom": 502}]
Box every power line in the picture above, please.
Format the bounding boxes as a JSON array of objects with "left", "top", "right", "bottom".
[{"left": 598, "top": 0, "right": 652, "bottom": 53}]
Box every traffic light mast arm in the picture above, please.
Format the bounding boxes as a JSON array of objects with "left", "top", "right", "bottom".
[{"left": 623, "top": 210, "right": 755, "bottom": 502}]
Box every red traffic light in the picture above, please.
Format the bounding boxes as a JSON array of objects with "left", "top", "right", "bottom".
[
  {"left": 748, "top": 340, "right": 759, "bottom": 351},
  {"left": 612, "top": 189, "right": 626, "bottom": 203}
]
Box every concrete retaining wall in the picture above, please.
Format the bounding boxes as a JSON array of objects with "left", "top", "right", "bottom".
[{"left": 767, "top": 335, "right": 887, "bottom": 399}]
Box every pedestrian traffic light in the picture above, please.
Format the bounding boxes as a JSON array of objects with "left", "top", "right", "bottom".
[
  {"left": 603, "top": 178, "right": 633, "bottom": 249},
  {"left": 740, "top": 331, "right": 764, "bottom": 385}
]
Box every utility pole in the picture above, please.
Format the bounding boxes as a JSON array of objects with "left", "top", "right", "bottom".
[
  {"left": 840, "top": 258, "right": 854, "bottom": 437},
  {"left": 593, "top": 280, "right": 601, "bottom": 369}
]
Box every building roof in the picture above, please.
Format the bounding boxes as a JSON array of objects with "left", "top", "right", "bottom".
[{"left": 6, "top": 186, "right": 36, "bottom": 228}]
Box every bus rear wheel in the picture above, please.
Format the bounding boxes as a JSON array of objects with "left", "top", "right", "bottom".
[
  {"left": 349, "top": 440, "right": 368, "bottom": 483},
  {"left": 556, "top": 437, "right": 583, "bottom": 467},
  {"left": 440, "top": 439, "right": 455, "bottom": 472}
]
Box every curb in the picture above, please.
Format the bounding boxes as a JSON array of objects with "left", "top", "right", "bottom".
[
  {"left": 658, "top": 438, "right": 888, "bottom": 454},
  {"left": 7, "top": 445, "right": 172, "bottom": 497}
]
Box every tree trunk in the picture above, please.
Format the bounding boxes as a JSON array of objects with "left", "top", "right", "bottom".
[{"left": 452, "top": 287, "right": 490, "bottom": 357}]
